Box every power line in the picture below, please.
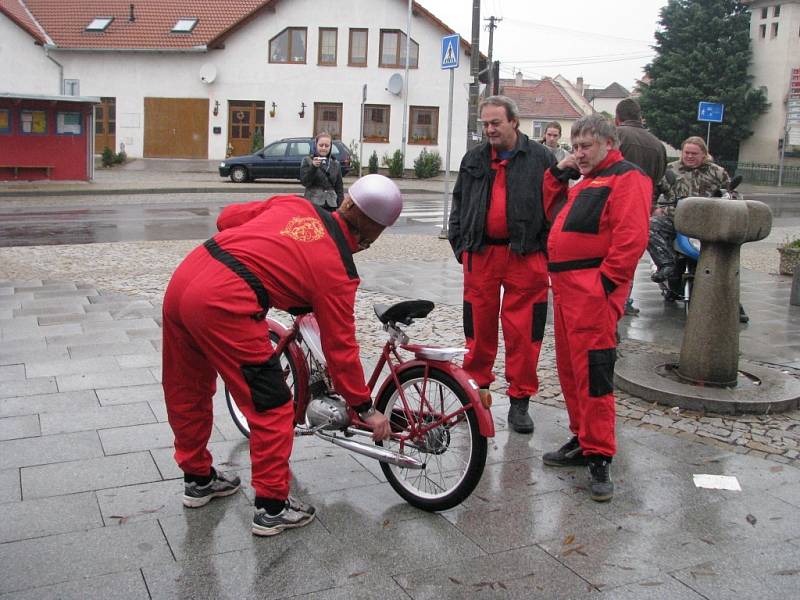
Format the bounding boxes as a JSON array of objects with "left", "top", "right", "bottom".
[{"left": 501, "top": 16, "right": 654, "bottom": 45}]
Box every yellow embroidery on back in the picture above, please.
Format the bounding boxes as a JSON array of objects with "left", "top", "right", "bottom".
[{"left": 280, "top": 217, "right": 325, "bottom": 242}]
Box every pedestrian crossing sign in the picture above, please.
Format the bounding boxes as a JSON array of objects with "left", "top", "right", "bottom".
[{"left": 441, "top": 34, "right": 460, "bottom": 70}]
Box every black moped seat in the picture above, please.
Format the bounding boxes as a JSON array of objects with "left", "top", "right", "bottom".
[{"left": 374, "top": 300, "right": 435, "bottom": 325}]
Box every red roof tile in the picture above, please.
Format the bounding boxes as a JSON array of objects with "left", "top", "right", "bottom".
[
  {"left": 13, "top": 0, "right": 275, "bottom": 49},
  {"left": 501, "top": 79, "right": 582, "bottom": 120},
  {"left": 0, "top": 0, "right": 47, "bottom": 44}
]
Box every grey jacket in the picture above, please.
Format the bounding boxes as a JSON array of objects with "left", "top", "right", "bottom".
[
  {"left": 448, "top": 133, "right": 555, "bottom": 261},
  {"left": 299, "top": 156, "right": 344, "bottom": 208}
]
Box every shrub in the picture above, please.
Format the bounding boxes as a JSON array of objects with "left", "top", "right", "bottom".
[
  {"left": 101, "top": 146, "right": 114, "bottom": 168},
  {"left": 347, "top": 139, "right": 361, "bottom": 175},
  {"left": 382, "top": 149, "right": 404, "bottom": 178},
  {"left": 112, "top": 151, "right": 127, "bottom": 165},
  {"left": 413, "top": 148, "right": 442, "bottom": 179},
  {"left": 251, "top": 127, "right": 264, "bottom": 154},
  {"left": 368, "top": 151, "right": 379, "bottom": 174}
]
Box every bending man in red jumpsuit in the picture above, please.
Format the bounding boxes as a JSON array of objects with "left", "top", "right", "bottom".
[
  {"left": 162, "top": 174, "right": 401, "bottom": 536},
  {"left": 541, "top": 115, "right": 651, "bottom": 502}
]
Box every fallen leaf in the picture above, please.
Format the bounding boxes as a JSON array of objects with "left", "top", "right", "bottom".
[
  {"left": 746, "top": 514, "right": 757, "bottom": 527},
  {"left": 382, "top": 519, "right": 390, "bottom": 528},
  {"left": 689, "top": 569, "right": 717, "bottom": 579},
  {"left": 639, "top": 581, "right": 664, "bottom": 587},
  {"left": 448, "top": 576, "right": 462, "bottom": 585},
  {"left": 773, "top": 569, "right": 799, "bottom": 576},
  {"left": 563, "top": 534, "right": 575, "bottom": 545},
  {"left": 563, "top": 544, "right": 586, "bottom": 557},
  {"left": 699, "top": 538, "right": 716, "bottom": 546},
  {"left": 347, "top": 571, "right": 366, "bottom": 578},
  {"left": 769, "top": 466, "right": 783, "bottom": 473}
]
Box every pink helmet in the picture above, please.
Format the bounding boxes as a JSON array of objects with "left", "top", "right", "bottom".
[{"left": 347, "top": 174, "right": 403, "bottom": 227}]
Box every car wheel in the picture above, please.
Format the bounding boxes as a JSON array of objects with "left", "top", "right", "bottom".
[{"left": 230, "top": 166, "right": 249, "bottom": 183}]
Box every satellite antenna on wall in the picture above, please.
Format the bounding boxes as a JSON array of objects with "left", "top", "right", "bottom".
[
  {"left": 199, "top": 64, "right": 217, "bottom": 84},
  {"left": 387, "top": 73, "right": 403, "bottom": 95}
]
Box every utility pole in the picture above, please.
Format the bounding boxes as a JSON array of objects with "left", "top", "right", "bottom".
[
  {"left": 467, "top": 0, "right": 481, "bottom": 150},
  {"left": 484, "top": 16, "right": 501, "bottom": 98}
]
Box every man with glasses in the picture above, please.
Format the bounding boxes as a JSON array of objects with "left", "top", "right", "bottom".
[{"left": 448, "top": 95, "right": 555, "bottom": 435}]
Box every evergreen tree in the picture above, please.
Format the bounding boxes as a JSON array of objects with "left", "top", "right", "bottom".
[{"left": 638, "top": 0, "right": 768, "bottom": 161}]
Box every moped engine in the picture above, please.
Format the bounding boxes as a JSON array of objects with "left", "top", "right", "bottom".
[{"left": 306, "top": 395, "right": 351, "bottom": 430}]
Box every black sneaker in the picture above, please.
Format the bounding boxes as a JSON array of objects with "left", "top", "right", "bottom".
[
  {"left": 252, "top": 495, "right": 316, "bottom": 537},
  {"left": 542, "top": 436, "right": 588, "bottom": 467},
  {"left": 183, "top": 470, "right": 241, "bottom": 508},
  {"left": 507, "top": 397, "right": 534, "bottom": 434},
  {"left": 587, "top": 455, "right": 614, "bottom": 502},
  {"left": 650, "top": 264, "right": 675, "bottom": 283}
]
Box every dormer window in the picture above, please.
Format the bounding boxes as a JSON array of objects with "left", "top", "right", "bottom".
[
  {"left": 86, "top": 17, "right": 113, "bottom": 32},
  {"left": 172, "top": 18, "right": 198, "bottom": 33}
]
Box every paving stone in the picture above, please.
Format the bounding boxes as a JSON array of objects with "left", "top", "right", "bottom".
[
  {"left": 0, "top": 570, "right": 149, "bottom": 600},
  {"left": 37, "top": 311, "right": 113, "bottom": 326},
  {"left": 39, "top": 402, "right": 156, "bottom": 435},
  {"left": 99, "top": 421, "right": 217, "bottom": 455},
  {"left": 596, "top": 576, "right": 705, "bottom": 599},
  {"left": 97, "top": 382, "right": 163, "bottom": 406},
  {"left": 46, "top": 329, "right": 129, "bottom": 347},
  {"left": 0, "top": 376, "right": 57, "bottom": 399},
  {"left": 392, "top": 545, "right": 594, "bottom": 599},
  {"left": 24, "top": 356, "right": 120, "bottom": 378},
  {"left": 0, "top": 415, "right": 40, "bottom": 441},
  {"left": 0, "top": 521, "right": 173, "bottom": 595},
  {"left": 115, "top": 353, "right": 162, "bottom": 369},
  {"left": 21, "top": 452, "right": 162, "bottom": 499},
  {"left": 67, "top": 339, "right": 157, "bottom": 359},
  {"left": 13, "top": 303, "right": 88, "bottom": 317},
  {"left": 143, "top": 531, "right": 335, "bottom": 600},
  {"left": 16, "top": 297, "right": 90, "bottom": 312},
  {"left": 0, "top": 363, "right": 25, "bottom": 382},
  {"left": 0, "top": 346, "right": 70, "bottom": 365},
  {"left": 16, "top": 282, "right": 76, "bottom": 292},
  {"left": 32, "top": 289, "right": 97, "bottom": 299},
  {"left": 289, "top": 453, "right": 381, "bottom": 496},
  {"left": 0, "top": 390, "right": 99, "bottom": 418},
  {"left": 0, "top": 467, "right": 21, "bottom": 503},
  {"left": 0, "top": 431, "right": 103, "bottom": 470},
  {"left": 56, "top": 367, "right": 157, "bottom": 392},
  {"left": 0, "top": 491, "right": 103, "bottom": 543},
  {"left": 82, "top": 317, "right": 160, "bottom": 332}
]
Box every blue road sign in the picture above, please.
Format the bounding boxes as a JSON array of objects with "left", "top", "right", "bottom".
[
  {"left": 697, "top": 101, "right": 724, "bottom": 123},
  {"left": 441, "top": 34, "right": 460, "bottom": 70}
]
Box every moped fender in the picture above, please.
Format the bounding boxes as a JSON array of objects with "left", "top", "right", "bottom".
[
  {"left": 376, "top": 359, "right": 495, "bottom": 438},
  {"left": 266, "top": 317, "right": 310, "bottom": 423}
]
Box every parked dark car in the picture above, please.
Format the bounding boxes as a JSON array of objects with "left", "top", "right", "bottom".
[{"left": 219, "top": 137, "right": 352, "bottom": 183}]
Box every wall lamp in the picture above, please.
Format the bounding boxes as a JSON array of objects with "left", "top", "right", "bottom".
[
  {"left": 212, "top": 100, "right": 219, "bottom": 116},
  {"left": 298, "top": 102, "right": 306, "bottom": 118},
  {"left": 269, "top": 102, "right": 277, "bottom": 118}
]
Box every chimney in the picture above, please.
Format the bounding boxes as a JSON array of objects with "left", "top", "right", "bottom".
[
  {"left": 129, "top": 4, "right": 135, "bottom": 22},
  {"left": 515, "top": 70, "right": 523, "bottom": 86},
  {"left": 576, "top": 76, "right": 584, "bottom": 95}
]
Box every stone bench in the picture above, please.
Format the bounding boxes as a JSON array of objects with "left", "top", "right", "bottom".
[{"left": 0, "top": 164, "right": 54, "bottom": 179}]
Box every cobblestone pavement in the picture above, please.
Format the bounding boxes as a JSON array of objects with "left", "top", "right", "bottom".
[{"left": 1, "top": 233, "right": 798, "bottom": 468}]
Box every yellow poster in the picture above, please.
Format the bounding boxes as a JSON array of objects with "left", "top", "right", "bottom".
[
  {"left": 32, "top": 110, "right": 46, "bottom": 133},
  {"left": 0, "top": 109, "right": 8, "bottom": 131}
]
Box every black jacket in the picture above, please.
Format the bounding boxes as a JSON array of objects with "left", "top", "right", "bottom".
[
  {"left": 448, "top": 132, "right": 555, "bottom": 261},
  {"left": 299, "top": 155, "right": 344, "bottom": 208},
  {"left": 617, "top": 120, "right": 666, "bottom": 202}
]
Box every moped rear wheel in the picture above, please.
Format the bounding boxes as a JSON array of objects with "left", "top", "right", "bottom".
[
  {"left": 226, "top": 331, "right": 299, "bottom": 438},
  {"left": 375, "top": 366, "right": 487, "bottom": 511}
]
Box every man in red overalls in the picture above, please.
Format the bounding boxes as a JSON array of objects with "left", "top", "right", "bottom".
[
  {"left": 448, "top": 96, "right": 554, "bottom": 434},
  {"left": 162, "top": 175, "right": 401, "bottom": 536},
  {"left": 541, "top": 115, "right": 651, "bottom": 502}
]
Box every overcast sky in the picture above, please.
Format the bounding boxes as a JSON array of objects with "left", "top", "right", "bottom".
[{"left": 416, "top": 0, "right": 670, "bottom": 91}]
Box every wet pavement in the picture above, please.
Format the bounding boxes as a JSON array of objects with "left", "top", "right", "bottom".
[{"left": 1, "top": 160, "right": 799, "bottom": 598}]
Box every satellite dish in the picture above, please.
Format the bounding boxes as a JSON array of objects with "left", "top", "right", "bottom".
[
  {"left": 387, "top": 73, "right": 403, "bottom": 95},
  {"left": 199, "top": 63, "right": 217, "bottom": 84}
]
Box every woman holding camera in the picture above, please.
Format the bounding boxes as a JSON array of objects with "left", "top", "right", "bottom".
[{"left": 299, "top": 132, "right": 344, "bottom": 211}]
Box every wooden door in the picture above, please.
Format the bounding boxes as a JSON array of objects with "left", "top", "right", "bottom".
[
  {"left": 313, "top": 103, "right": 343, "bottom": 140},
  {"left": 227, "top": 101, "right": 265, "bottom": 156},
  {"left": 94, "top": 97, "right": 116, "bottom": 154},
  {"left": 143, "top": 98, "right": 209, "bottom": 158}
]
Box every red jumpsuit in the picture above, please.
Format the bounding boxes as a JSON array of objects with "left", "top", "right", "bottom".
[
  {"left": 543, "top": 150, "right": 651, "bottom": 456},
  {"left": 462, "top": 149, "right": 550, "bottom": 399},
  {"left": 162, "top": 196, "right": 371, "bottom": 501}
]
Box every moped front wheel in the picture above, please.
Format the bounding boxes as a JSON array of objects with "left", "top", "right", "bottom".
[
  {"left": 375, "top": 366, "right": 487, "bottom": 512},
  {"left": 225, "top": 330, "right": 299, "bottom": 438}
]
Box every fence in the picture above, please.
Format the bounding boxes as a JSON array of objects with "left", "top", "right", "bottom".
[{"left": 717, "top": 161, "right": 800, "bottom": 186}]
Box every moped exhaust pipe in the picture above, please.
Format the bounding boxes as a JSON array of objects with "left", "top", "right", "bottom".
[{"left": 314, "top": 429, "right": 425, "bottom": 470}]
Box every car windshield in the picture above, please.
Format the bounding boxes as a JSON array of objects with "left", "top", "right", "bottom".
[{"left": 263, "top": 142, "right": 287, "bottom": 157}]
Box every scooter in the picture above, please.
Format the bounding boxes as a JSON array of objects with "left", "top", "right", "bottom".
[{"left": 654, "top": 174, "right": 745, "bottom": 319}]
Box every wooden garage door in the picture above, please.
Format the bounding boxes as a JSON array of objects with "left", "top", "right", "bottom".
[{"left": 143, "top": 98, "right": 209, "bottom": 158}]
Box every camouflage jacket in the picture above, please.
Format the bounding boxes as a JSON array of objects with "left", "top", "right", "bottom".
[{"left": 657, "top": 160, "right": 731, "bottom": 216}]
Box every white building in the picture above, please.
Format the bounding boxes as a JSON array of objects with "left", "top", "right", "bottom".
[
  {"left": 739, "top": 0, "right": 800, "bottom": 166},
  {"left": 0, "top": 0, "right": 477, "bottom": 169}
]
